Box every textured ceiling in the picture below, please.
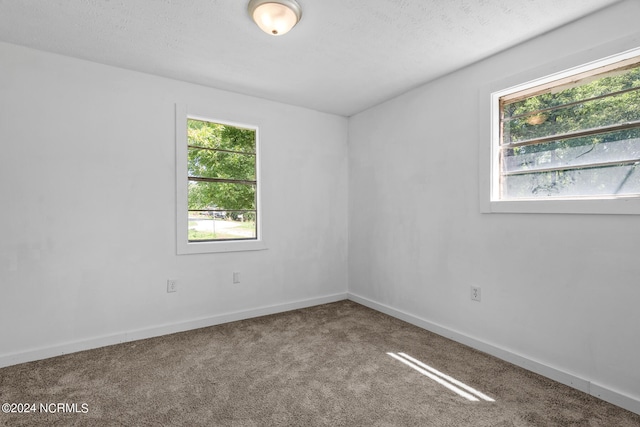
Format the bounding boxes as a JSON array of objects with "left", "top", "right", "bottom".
[{"left": 0, "top": 0, "right": 622, "bottom": 116}]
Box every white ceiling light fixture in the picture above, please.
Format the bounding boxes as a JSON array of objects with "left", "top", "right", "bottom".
[{"left": 248, "top": 0, "right": 302, "bottom": 36}]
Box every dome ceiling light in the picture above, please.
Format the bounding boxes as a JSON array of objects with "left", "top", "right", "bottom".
[{"left": 247, "top": 0, "right": 302, "bottom": 36}]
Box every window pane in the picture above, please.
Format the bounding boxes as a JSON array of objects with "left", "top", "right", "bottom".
[
  {"left": 188, "top": 181, "right": 256, "bottom": 211},
  {"left": 187, "top": 181, "right": 257, "bottom": 240},
  {"left": 502, "top": 67, "right": 640, "bottom": 144},
  {"left": 503, "top": 89, "right": 640, "bottom": 144},
  {"left": 188, "top": 119, "right": 255, "bottom": 153},
  {"left": 502, "top": 130, "right": 640, "bottom": 175},
  {"left": 188, "top": 210, "right": 257, "bottom": 241},
  {"left": 188, "top": 147, "right": 256, "bottom": 181},
  {"left": 502, "top": 164, "right": 639, "bottom": 199}
]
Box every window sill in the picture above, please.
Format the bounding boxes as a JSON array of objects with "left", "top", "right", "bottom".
[
  {"left": 482, "top": 197, "right": 640, "bottom": 215},
  {"left": 177, "top": 239, "right": 267, "bottom": 255}
]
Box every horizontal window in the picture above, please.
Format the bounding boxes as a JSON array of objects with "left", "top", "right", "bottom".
[{"left": 485, "top": 46, "right": 640, "bottom": 214}]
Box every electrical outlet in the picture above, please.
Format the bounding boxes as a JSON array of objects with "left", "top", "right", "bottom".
[
  {"left": 167, "top": 279, "right": 178, "bottom": 293},
  {"left": 233, "top": 272, "right": 240, "bottom": 284},
  {"left": 471, "top": 286, "right": 481, "bottom": 302}
]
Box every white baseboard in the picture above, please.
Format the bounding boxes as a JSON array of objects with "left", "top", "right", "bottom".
[
  {"left": 589, "top": 382, "right": 640, "bottom": 416},
  {"left": 347, "top": 292, "right": 640, "bottom": 416},
  {"left": 0, "top": 292, "right": 348, "bottom": 369}
]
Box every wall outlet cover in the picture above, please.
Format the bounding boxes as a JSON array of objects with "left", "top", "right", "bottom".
[
  {"left": 471, "top": 286, "right": 481, "bottom": 302},
  {"left": 167, "top": 280, "right": 178, "bottom": 293}
]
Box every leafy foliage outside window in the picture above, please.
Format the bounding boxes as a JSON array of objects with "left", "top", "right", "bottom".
[
  {"left": 187, "top": 119, "right": 257, "bottom": 241},
  {"left": 499, "top": 59, "right": 640, "bottom": 199}
]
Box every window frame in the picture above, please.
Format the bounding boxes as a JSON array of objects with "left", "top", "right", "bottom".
[
  {"left": 176, "top": 103, "right": 266, "bottom": 254},
  {"left": 481, "top": 46, "right": 640, "bottom": 215}
]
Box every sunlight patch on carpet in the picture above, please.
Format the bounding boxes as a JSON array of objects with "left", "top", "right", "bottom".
[{"left": 387, "top": 352, "right": 495, "bottom": 402}]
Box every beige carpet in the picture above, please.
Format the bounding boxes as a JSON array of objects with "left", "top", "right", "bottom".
[{"left": 1, "top": 300, "right": 639, "bottom": 426}]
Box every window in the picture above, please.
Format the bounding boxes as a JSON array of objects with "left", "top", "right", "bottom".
[
  {"left": 176, "top": 104, "right": 265, "bottom": 254},
  {"left": 187, "top": 119, "right": 257, "bottom": 241},
  {"left": 485, "top": 47, "right": 640, "bottom": 214}
]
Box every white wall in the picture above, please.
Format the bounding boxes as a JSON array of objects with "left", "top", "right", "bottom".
[
  {"left": 348, "top": 0, "right": 640, "bottom": 411},
  {"left": 0, "top": 41, "right": 348, "bottom": 365}
]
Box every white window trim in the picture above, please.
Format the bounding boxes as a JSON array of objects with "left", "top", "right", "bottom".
[
  {"left": 175, "top": 103, "right": 266, "bottom": 254},
  {"left": 480, "top": 45, "right": 640, "bottom": 215}
]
